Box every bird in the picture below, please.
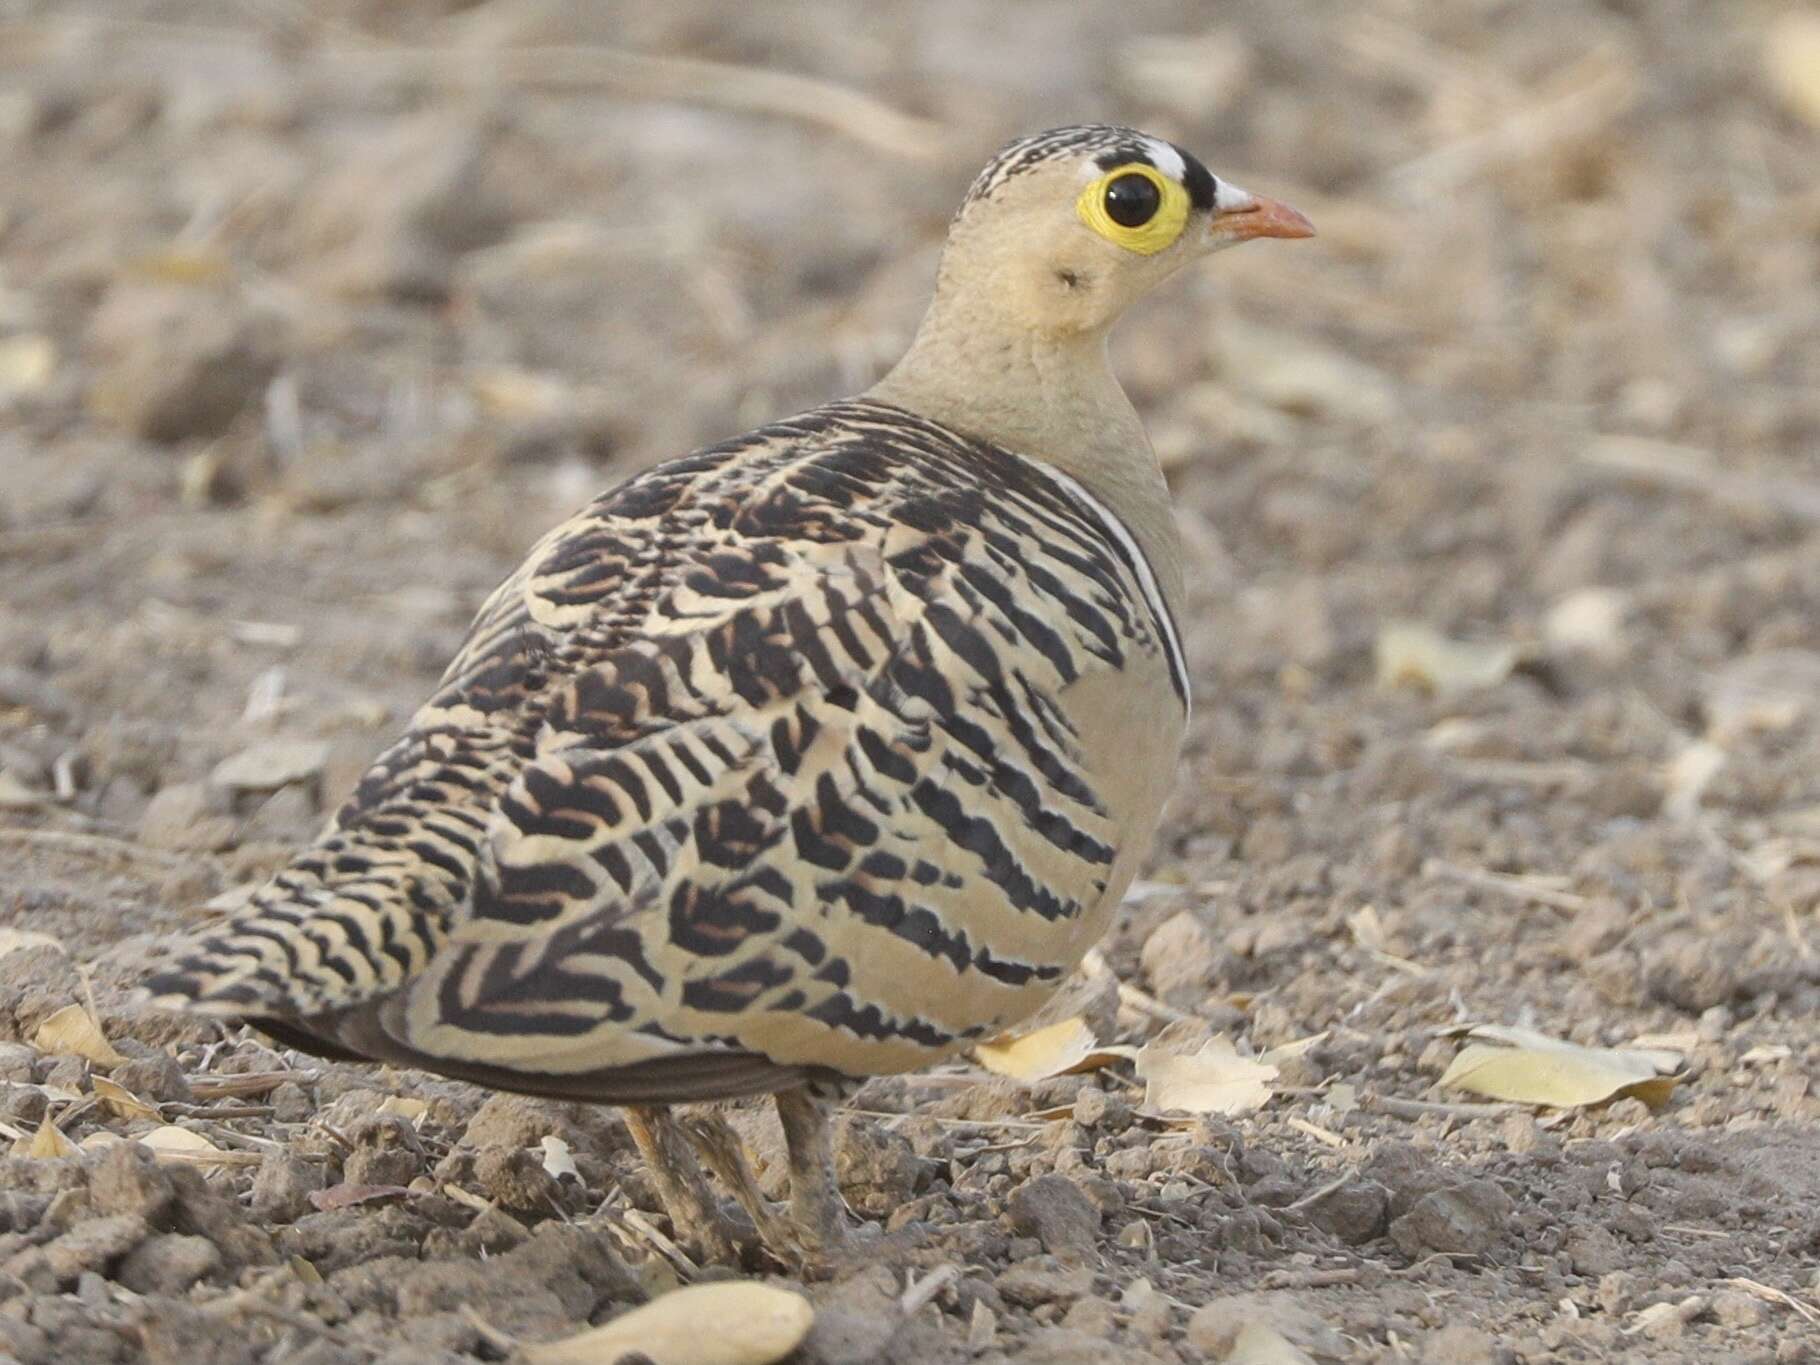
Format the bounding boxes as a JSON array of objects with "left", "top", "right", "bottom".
[{"left": 142, "top": 124, "right": 1313, "bottom": 1265}]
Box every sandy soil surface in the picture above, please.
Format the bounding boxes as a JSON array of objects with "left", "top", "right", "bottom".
[{"left": 2, "top": 1, "right": 1819, "bottom": 1360}]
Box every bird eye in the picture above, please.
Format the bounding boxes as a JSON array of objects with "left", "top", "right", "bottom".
[
  {"left": 1103, "top": 173, "right": 1161, "bottom": 228},
  {"left": 1076, "top": 163, "right": 1188, "bottom": 254}
]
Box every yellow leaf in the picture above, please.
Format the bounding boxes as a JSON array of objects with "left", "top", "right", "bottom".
[
  {"left": 15, "top": 1117, "right": 77, "bottom": 1160},
  {"left": 521, "top": 1282, "right": 814, "bottom": 1365},
  {"left": 1376, "top": 622, "right": 1520, "bottom": 697},
  {"left": 1765, "top": 13, "right": 1820, "bottom": 129},
  {"left": 139, "top": 1125, "right": 222, "bottom": 1158},
  {"left": 0, "top": 334, "right": 56, "bottom": 398},
  {"left": 1227, "top": 1321, "right": 1316, "bottom": 1365},
  {"left": 974, "top": 1017, "right": 1137, "bottom": 1082},
  {"left": 1260, "top": 1032, "right": 1329, "bottom": 1066},
  {"left": 375, "top": 1096, "right": 429, "bottom": 1125},
  {"left": 0, "top": 928, "right": 63, "bottom": 959},
  {"left": 1438, "top": 1025, "right": 1682, "bottom": 1110},
  {"left": 1137, "top": 1036, "right": 1277, "bottom": 1117},
  {"left": 33, "top": 1003, "right": 126, "bottom": 1069},
  {"left": 92, "top": 1076, "right": 161, "bottom": 1121}
]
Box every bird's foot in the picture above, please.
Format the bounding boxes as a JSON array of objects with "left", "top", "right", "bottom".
[{"left": 621, "top": 1104, "right": 748, "bottom": 1265}]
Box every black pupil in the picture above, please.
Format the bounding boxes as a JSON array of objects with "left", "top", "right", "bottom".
[{"left": 1104, "top": 173, "right": 1161, "bottom": 228}]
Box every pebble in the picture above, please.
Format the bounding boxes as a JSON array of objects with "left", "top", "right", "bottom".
[
  {"left": 88, "top": 281, "right": 283, "bottom": 444},
  {"left": 1139, "top": 909, "right": 1223, "bottom": 1001},
  {"left": 115, "top": 1234, "right": 221, "bottom": 1295},
  {"left": 1304, "top": 1179, "right": 1389, "bottom": 1246},
  {"left": 1388, "top": 1180, "right": 1515, "bottom": 1259},
  {"left": 209, "top": 739, "right": 329, "bottom": 799},
  {"left": 249, "top": 1152, "right": 326, "bottom": 1224},
  {"left": 995, "top": 1257, "right": 1095, "bottom": 1307},
  {"left": 1007, "top": 1174, "right": 1100, "bottom": 1263}
]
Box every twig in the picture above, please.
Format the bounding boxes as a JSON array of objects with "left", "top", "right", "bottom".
[
  {"left": 1285, "top": 1172, "right": 1355, "bottom": 1211},
  {"left": 187, "top": 1070, "right": 318, "bottom": 1101},
  {"left": 0, "top": 826, "right": 188, "bottom": 868},
  {"left": 1424, "top": 858, "right": 1590, "bottom": 915},
  {"left": 317, "top": 44, "right": 943, "bottom": 159},
  {"left": 1363, "top": 1093, "right": 1521, "bottom": 1121},
  {"left": 1261, "top": 1267, "right": 1364, "bottom": 1290},
  {"left": 1581, "top": 435, "right": 1820, "bottom": 525},
  {"left": 1723, "top": 1278, "right": 1820, "bottom": 1327},
  {"left": 900, "top": 1264, "right": 962, "bottom": 1318},
  {"left": 1384, "top": 49, "right": 1636, "bottom": 194},
  {"left": 1083, "top": 947, "right": 1195, "bottom": 1026}
]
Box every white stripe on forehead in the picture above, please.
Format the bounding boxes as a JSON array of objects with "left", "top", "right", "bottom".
[{"left": 1143, "top": 138, "right": 1187, "bottom": 182}]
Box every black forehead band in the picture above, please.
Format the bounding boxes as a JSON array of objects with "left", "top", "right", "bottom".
[{"left": 1092, "top": 142, "right": 1219, "bottom": 213}]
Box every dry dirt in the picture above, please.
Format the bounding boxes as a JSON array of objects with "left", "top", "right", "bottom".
[{"left": 2, "top": 1, "right": 1819, "bottom": 1361}]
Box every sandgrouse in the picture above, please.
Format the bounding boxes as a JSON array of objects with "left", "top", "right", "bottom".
[{"left": 144, "top": 125, "right": 1313, "bottom": 1263}]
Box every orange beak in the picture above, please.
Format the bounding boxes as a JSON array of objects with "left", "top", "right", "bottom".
[{"left": 1210, "top": 192, "right": 1316, "bottom": 243}]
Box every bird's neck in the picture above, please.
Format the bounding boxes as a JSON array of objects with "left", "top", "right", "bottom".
[{"left": 868, "top": 312, "right": 1183, "bottom": 615}]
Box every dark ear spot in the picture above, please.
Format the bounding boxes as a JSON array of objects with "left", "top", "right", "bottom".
[{"left": 1055, "top": 268, "right": 1081, "bottom": 290}]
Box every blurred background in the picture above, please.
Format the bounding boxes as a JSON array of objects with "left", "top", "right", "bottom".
[{"left": 2, "top": 1, "right": 1820, "bottom": 1354}]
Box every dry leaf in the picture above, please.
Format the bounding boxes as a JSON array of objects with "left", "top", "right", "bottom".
[
  {"left": 1741, "top": 1045, "right": 1793, "bottom": 1066},
  {"left": 0, "top": 334, "right": 56, "bottom": 399},
  {"left": 1544, "top": 587, "right": 1629, "bottom": 659},
  {"left": 540, "top": 1135, "right": 580, "bottom": 1181},
  {"left": 1137, "top": 1036, "right": 1277, "bottom": 1117},
  {"left": 92, "top": 1076, "right": 161, "bottom": 1121},
  {"left": 1260, "top": 1032, "right": 1329, "bottom": 1066},
  {"left": 1226, "top": 1321, "right": 1316, "bottom": 1365},
  {"left": 522, "top": 1281, "right": 814, "bottom": 1365},
  {"left": 375, "top": 1096, "right": 428, "bottom": 1125},
  {"left": 1376, "top": 622, "right": 1520, "bottom": 698},
  {"left": 15, "top": 1117, "right": 77, "bottom": 1160},
  {"left": 1439, "top": 1025, "right": 1682, "bottom": 1110},
  {"left": 0, "top": 928, "right": 64, "bottom": 959},
  {"left": 1663, "top": 740, "right": 1725, "bottom": 820},
  {"left": 975, "top": 1017, "right": 1136, "bottom": 1082},
  {"left": 140, "top": 1125, "right": 222, "bottom": 1157},
  {"left": 1704, "top": 650, "right": 1820, "bottom": 742},
  {"left": 33, "top": 1003, "right": 126, "bottom": 1068},
  {"left": 1765, "top": 13, "right": 1820, "bottom": 129},
  {"left": 1346, "top": 906, "right": 1386, "bottom": 952},
  {"left": 308, "top": 1183, "right": 411, "bottom": 1212}
]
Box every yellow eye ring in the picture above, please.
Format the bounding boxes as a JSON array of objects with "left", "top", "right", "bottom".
[{"left": 1075, "top": 163, "right": 1190, "bottom": 256}]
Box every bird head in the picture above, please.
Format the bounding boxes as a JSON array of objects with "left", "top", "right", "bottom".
[{"left": 935, "top": 125, "right": 1314, "bottom": 337}]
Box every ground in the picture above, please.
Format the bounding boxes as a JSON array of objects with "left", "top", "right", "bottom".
[{"left": 1, "top": 1, "right": 1818, "bottom": 1361}]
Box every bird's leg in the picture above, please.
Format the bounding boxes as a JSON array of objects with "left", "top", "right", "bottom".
[
  {"left": 679, "top": 1112, "right": 797, "bottom": 1254},
  {"left": 774, "top": 1085, "right": 847, "bottom": 1262},
  {"left": 621, "top": 1104, "right": 743, "bottom": 1264}
]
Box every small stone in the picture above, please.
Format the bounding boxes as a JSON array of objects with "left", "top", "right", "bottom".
[
  {"left": 1421, "top": 1323, "right": 1502, "bottom": 1364},
  {"left": 89, "top": 1141, "right": 179, "bottom": 1222},
  {"left": 1007, "top": 1174, "right": 1100, "bottom": 1262},
  {"left": 270, "top": 1081, "right": 314, "bottom": 1124},
  {"left": 0, "top": 1043, "right": 37, "bottom": 1083},
  {"left": 832, "top": 1115, "right": 922, "bottom": 1216},
  {"left": 1304, "top": 1179, "right": 1388, "bottom": 1245},
  {"left": 472, "top": 1144, "right": 559, "bottom": 1211},
  {"left": 1187, "top": 1292, "right": 1347, "bottom": 1359},
  {"left": 138, "top": 781, "right": 237, "bottom": 853},
  {"left": 116, "top": 1233, "right": 222, "bottom": 1295},
  {"left": 40, "top": 1213, "right": 149, "bottom": 1284},
  {"left": 1060, "top": 1295, "right": 1118, "bottom": 1338},
  {"left": 994, "top": 1256, "right": 1095, "bottom": 1307},
  {"left": 1140, "top": 910, "right": 1223, "bottom": 1001},
  {"left": 1565, "top": 1223, "right": 1626, "bottom": 1278},
  {"left": 109, "top": 1052, "right": 192, "bottom": 1105},
  {"left": 209, "top": 739, "right": 328, "bottom": 800},
  {"left": 1388, "top": 1179, "right": 1515, "bottom": 1258},
  {"left": 1709, "top": 1288, "right": 1764, "bottom": 1328},
  {"left": 250, "top": 1152, "right": 325, "bottom": 1224},
  {"left": 343, "top": 1116, "right": 423, "bottom": 1188},
  {"left": 88, "top": 282, "right": 284, "bottom": 444}
]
